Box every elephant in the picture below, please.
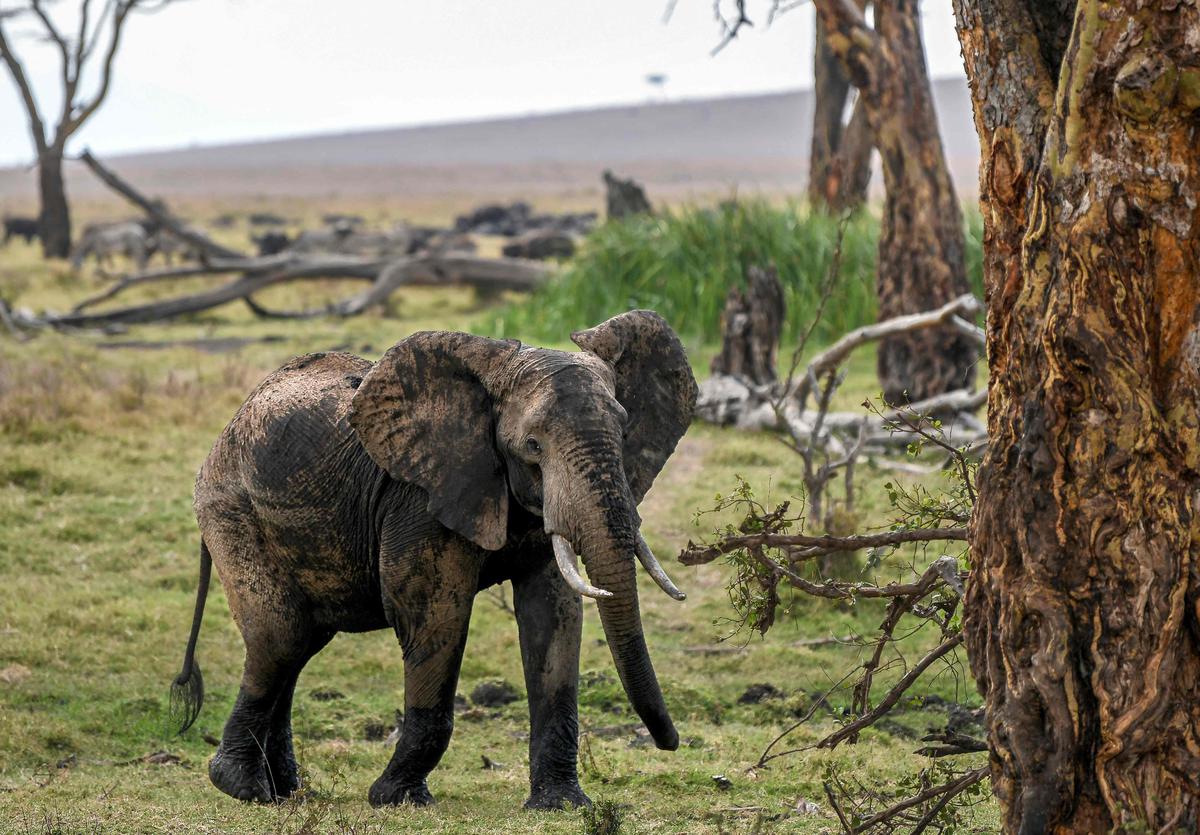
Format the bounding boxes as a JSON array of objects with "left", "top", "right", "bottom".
[{"left": 169, "top": 309, "right": 698, "bottom": 810}]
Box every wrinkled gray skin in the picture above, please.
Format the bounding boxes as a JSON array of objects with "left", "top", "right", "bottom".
[{"left": 173, "top": 310, "right": 698, "bottom": 810}]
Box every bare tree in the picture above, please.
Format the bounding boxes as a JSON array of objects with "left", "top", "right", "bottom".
[
  {"left": 810, "top": 0, "right": 977, "bottom": 406},
  {"left": 955, "top": 1, "right": 1200, "bottom": 831},
  {"left": 0, "top": 1, "right": 176, "bottom": 258}
]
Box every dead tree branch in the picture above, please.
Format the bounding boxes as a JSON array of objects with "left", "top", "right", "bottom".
[
  {"left": 78, "top": 149, "right": 246, "bottom": 260},
  {"left": 28, "top": 254, "right": 548, "bottom": 330},
  {"left": 679, "top": 527, "right": 966, "bottom": 566},
  {"left": 792, "top": 294, "right": 983, "bottom": 408}
]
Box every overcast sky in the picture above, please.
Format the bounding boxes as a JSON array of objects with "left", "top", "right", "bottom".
[{"left": 0, "top": 1, "right": 968, "bottom": 167}]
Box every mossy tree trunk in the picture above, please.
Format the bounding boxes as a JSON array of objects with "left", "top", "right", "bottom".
[
  {"left": 814, "top": 0, "right": 977, "bottom": 405},
  {"left": 808, "top": 4, "right": 872, "bottom": 213},
  {"left": 955, "top": 0, "right": 1200, "bottom": 830}
]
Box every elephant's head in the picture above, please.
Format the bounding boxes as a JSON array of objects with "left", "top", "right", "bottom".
[{"left": 349, "top": 310, "right": 698, "bottom": 750}]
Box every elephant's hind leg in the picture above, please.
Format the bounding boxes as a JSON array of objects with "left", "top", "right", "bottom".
[
  {"left": 209, "top": 595, "right": 321, "bottom": 803},
  {"left": 263, "top": 630, "right": 334, "bottom": 799}
]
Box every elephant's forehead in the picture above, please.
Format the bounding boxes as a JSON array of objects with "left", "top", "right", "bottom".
[{"left": 507, "top": 348, "right": 616, "bottom": 398}]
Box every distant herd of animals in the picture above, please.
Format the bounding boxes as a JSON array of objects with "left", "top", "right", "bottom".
[{"left": 1, "top": 201, "right": 598, "bottom": 268}]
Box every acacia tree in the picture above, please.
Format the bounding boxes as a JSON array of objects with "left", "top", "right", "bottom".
[
  {"left": 0, "top": 1, "right": 173, "bottom": 258},
  {"left": 954, "top": 1, "right": 1200, "bottom": 830},
  {"left": 810, "top": 0, "right": 977, "bottom": 406},
  {"left": 807, "top": 2, "right": 871, "bottom": 213},
  {"left": 713, "top": 0, "right": 977, "bottom": 402}
]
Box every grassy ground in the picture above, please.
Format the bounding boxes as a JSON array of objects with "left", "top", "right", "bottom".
[{"left": 0, "top": 226, "right": 995, "bottom": 834}]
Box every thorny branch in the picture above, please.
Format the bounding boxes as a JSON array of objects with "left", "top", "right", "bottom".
[{"left": 686, "top": 240, "right": 988, "bottom": 827}]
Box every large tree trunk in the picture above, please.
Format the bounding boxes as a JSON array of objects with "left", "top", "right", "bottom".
[
  {"left": 955, "top": 1, "right": 1200, "bottom": 831},
  {"left": 37, "top": 148, "right": 71, "bottom": 259},
  {"left": 808, "top": 3, "right": 872, "bottom": 213},
  {"left": 814, "top": 0, "right": 977, "bottom": 405}
]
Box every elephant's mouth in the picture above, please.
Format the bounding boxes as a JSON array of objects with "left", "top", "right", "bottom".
[{"left": 548, "top": 532, "right": 685, "bottom": 602}]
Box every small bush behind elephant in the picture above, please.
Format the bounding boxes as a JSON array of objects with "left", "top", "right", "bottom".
[{"left": 170, "top": 310, "right": 698, "bottom": 811}]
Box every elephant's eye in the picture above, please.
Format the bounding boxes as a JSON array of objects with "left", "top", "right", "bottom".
[{"left": 525, "top": 437, "right": 542, "bottom": 456}]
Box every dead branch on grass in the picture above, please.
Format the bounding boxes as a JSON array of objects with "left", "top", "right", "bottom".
[{"left": 2, "top": 152, "right": 553, "bottom": 337}]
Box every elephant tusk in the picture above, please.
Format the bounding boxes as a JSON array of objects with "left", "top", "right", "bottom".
[
  {"left": 635, "top": 533, "right": 687, "bottom": 601},
  {"left": 551, "top": 534, "right": 614, "bottom": 599}
]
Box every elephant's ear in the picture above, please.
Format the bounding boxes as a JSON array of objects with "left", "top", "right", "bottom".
[
  {"left": 572, "top": 310, "right": 698, "bottom": 503},
  {"left": 351, "top": 331, "right": 520, "bottom": 551}
]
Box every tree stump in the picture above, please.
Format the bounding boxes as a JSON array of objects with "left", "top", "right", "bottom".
[
  {"left": 602, "top": 170, "right": 652, "bottom": 219},
  {"left": 710, "top": 265, "right": 785, "bottom": 385},
  {"left": 696, "top": 266, "right": 786, "bottom": 428}
]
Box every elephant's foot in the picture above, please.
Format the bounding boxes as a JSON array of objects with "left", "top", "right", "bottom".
[
  {"left": 524, "top": 782, "right": 591, "bottom": 810},
  {"left": 209, "top": 749, "right": 273, "bottom": 803},
  {"left": 368, "top": 775, "right": 435, "bottom": 807},
  {"left": 266, "top": 748, "right": 302, "bottom": 799}
]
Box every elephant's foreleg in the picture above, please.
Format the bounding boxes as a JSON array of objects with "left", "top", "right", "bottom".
[
  {"left": 370, "top": 530, "right": 478, "bottom": 807},
  {"left": 513, "top": 557, "right": 590, "bottom": 810}
]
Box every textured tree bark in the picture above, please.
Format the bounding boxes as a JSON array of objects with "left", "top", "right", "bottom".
[
  {"left": 37, "top": 149, "right": 71, "bottom": 259},
  {"left": 955, "top": 0, "right": 1200, "bottom": 831},
  {"left": 808, "top": 2, "right": 872, "bottom": 213},
  {"left": 813, "top": 0, "right": 977, "bottom": 405}
]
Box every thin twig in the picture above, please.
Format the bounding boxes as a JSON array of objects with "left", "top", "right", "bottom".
[{"left": 819, "top": 634, "right": 964, "bottom": 749}]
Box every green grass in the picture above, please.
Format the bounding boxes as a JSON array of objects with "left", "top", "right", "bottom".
[
  {"left": 493, "top": 200, "right": 984, "bottom": 346},
  {"left": 0, "top": 229, "right": 996, "bottom": 833}
]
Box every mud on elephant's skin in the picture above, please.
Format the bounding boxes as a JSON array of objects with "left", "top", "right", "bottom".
[{"left": 168, "top": 309, "right": 698, "bottom": 810}]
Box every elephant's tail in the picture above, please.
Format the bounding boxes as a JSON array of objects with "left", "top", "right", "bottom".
[{"left": 169, "top": 538, "right": 211, "bottom": 734}]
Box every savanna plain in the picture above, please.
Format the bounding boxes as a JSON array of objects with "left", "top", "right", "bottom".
[{"left": 0, "top": 200, "right": 996, "bottom": 833}]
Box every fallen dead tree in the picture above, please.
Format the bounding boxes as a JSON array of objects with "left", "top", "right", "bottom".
[
  {"left": 3, "top": 153, "right": 552, "bottom": 335},
  {"left": 79, "top": 149, "right": 245, "bottom": 262},
  {"left": 697, "top": 291, "right": 987, "bottom": 451},
  {"left": 6, "top": 253, "right": 549, "bottom": 332}
]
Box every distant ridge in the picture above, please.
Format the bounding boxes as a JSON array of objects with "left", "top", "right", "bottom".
[{"left": 0, "top": 79, "right": 979, "bottom": 208}]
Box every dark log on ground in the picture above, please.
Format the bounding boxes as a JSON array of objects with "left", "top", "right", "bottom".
[
  {"left": 602, "top": 169, "right": 652, "bottom": 219},
  {"left": 96, "top": 335, "right": 287, "bottom": 354},
  {"left": 709, "top": 265, "right": 785, "bottom": 385},
  {"left": 241, "top": 254, "right": 550, "bottom": 320},
  {"left": 500, "top": 229, "right": 576, "bottom": 260}
]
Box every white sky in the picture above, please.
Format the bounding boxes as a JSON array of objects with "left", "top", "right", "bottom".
[{"left": 0, "top": 1, "right": 967, "bottom": 167}]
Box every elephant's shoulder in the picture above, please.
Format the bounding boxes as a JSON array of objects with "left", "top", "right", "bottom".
[{"left": 272, "top": 351, "right": 373, "bottom": 389}]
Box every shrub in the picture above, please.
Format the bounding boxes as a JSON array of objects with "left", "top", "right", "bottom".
[{"left": 493, "top": 200, "right": 984, "bottom": 345}]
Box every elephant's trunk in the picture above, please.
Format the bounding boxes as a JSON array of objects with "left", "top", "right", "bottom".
[
  {"left": 587, "top": 544, "right": 679, "bottom": 750},
  {"left": 545, "top": 470, "right": 679, "bottom": 751}
]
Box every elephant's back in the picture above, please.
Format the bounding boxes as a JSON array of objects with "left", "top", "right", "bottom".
[{"left": 195, "top": 351, "right": 375, "bottom": 514}]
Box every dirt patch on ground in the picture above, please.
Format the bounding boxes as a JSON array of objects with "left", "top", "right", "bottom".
[{"left": 641, "top": 433, "right": 711, "bottom": 543}]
